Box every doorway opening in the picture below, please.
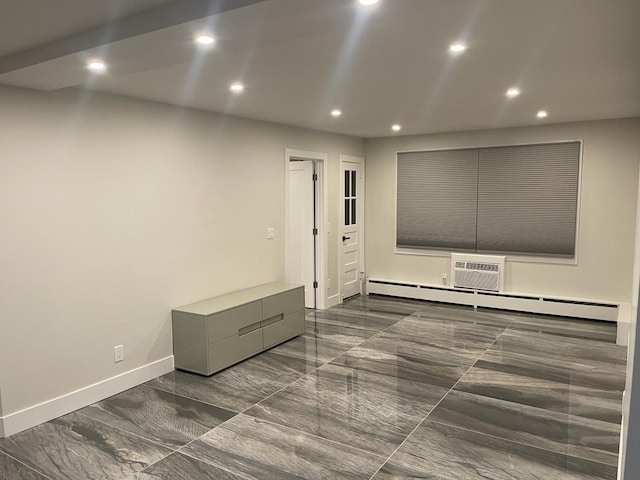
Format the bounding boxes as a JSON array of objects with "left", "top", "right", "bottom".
[{"left": 285, "top": 149, "right": 327, "bottom": 309}]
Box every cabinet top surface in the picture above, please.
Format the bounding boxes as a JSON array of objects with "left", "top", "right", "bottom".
[{"left": 173, "top": 282, "right": 303, "bottom": 315}]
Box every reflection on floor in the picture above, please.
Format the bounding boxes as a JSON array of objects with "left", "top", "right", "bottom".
[{"left": 0, "top": 295, "right": 627, "bottom": 479}]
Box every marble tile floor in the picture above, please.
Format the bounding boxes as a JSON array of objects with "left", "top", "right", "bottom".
[{"left": 0, "top": 295, "right": 627, "bottom": 480}]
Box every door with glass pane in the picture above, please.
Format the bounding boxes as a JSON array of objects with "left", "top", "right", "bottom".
[{"left": 340, "top": 156, "right": 364, "bottom": 300}]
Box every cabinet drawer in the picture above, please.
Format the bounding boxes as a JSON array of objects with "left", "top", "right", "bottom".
[
  {"left": 174, "top": 344, "right": 208, "bottom": 375},
  {"left": 262, "top": 287, "right": 304, "bottom": 320},
  {"left": 207, "top": 328, "right": 263, "bottom": 374},
  {"left": 263, "top": 309, "right": 305, "bottom": 348},
  {"left": 207, "top": 300, "right": 262, "bottom": 343}
]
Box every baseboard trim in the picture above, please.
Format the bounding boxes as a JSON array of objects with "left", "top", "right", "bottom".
[
  {"left": 0, "top": 355, "right": 174, "bottom": 438},
  {"left": 325, "top": 294, "right": 341, "bottom": 309},
  {"left": 367, "top": 278, "right": 619, "bottom": 322}
]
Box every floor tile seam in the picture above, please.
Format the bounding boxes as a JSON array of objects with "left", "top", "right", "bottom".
[
  {"left": 0, "top": 449, "right": 56, "bottom": 480},
  {"left": 121, "top": 452, "right": 179, "bottom": 480},
  {"left": 130, "top": 449, "right": 254, "bottom": 480},
  {"left": 343, "top": 310, "right": 415, "bottom": 345},
  {"left": 335, "top": 323, "right": 512, "bottom": 367},
  {"left": 438, "top": 388, "right": 624, "bottom": 431},
  {"left": 476, "top": 347, "right": 626, "bottom": 375},
  {"left": 73, "top": 409, "right": 181, "bottom": 455},
  {"left": 330, "top": 306, "right": 419, "bottom": 320},
  {"left": 308, "top": 307, "right": 400, "bottom": 320},
  {"left": 142, "top": 382, "right": 244, "bottom": 415},
  {"left": 438, "top": 320, "right": 509, "bottom": 385},
  {"left": 471, "top": 354, "right": 628, "bottom": 391},
  {"left": 503, "top": 325, "right": 620, "bottom": 347},
  {"left": 508, "top": 315, "right": 617, "bottom": 326},
  {"left": 263, "top": 347, "right": 329, "bottom": 366},
  {"left": 401, "top": 309, "right": 518, "bottom": 334},
  {"left": 216, "top": 413, "right": 389, "bottom": 461},
  {"left": 232, "top": 362, "right": 327, "bottom": 418},
  {"left": 501, "top": 334, "right": 621, "bottom": 353},
  {"left": 445, "top": 385, "right": 624, "bottom": 428},
  {"left": 175, "top": 412, "right": 388, "bottom": 477},
  {"left": 446, "top": 324, "right": 626, "bottom": 430},
  {"left": 365, "top": 338, "right": 488, "bottom": 480},
  {"left": 504, "top": 317, "right": 618, "bottom": 330},
  {"left": 372, "top": 324, "right": 511, "bottom": 459},
  {"left": 421, "top": 417, "right": 620, "bottom": 467},
  {"left": 140, "top": 383, "right": 239, "bottom": 415},
  {"left": 507, "top": 325, "right": 619, "bottom": 341},
  {"left": 478, "top": 342, "right": 627, "bottom": 368},
  {"left": 230, "top": 336, "right": 415, "bottom": 417},
  {"left": 298, "top": 313, "right": 407, "bottom": 366},
  {"left": 298, "top": 331, "right": 381, "bottom": 353},
  {"left": 304, "top": 318, "right": 384, "bottom": 335},
  {"left": 100, "top": 382, "right": 241, "bottom": 419}
]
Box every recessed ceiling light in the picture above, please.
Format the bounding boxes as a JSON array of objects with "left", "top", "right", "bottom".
[
  {"left": 358, "top": 0, "right": 379, "bottom": 5},
  {"left": 331, "top": 109, "right": 342, "bottom": 117},
  {"left": 195, "top": 34, "right": 215, "bottom": 45},
  {"left": 537, "top": 110, "right": 548, "bottom": 118},
  {"left": 87, "top": 61, "right": 106, "bottom": 72},
  {"left": 449, "top": 42, "right": 467, "bottom": 53},
  {"left": 391, "top": 124, "right": 402, "bottom": 132},
  {"left": 506, "top": 87, "right": 521, "bottom": 98},
  {"left": 230, "top": 83, "right": 244, "bottom": 93}
]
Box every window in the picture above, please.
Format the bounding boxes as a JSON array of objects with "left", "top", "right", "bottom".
[
  {"left": 396, "top": 141, "right": 580, "bottom": 257},
  {"left": 344, "top": 170, "right": 357, "bottom": 226}
]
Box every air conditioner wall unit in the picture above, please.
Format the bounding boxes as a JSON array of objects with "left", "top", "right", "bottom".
[{"left": 451, "top": 253, "right": 505, "bottom": 292}]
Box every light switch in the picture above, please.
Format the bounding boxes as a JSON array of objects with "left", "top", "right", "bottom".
[{"left": 266, "top": 228, "right": 275, "bottom": 239}]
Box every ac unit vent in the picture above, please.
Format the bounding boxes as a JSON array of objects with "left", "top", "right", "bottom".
[{"left": 451, "top": 254, "right": 505, "bottom": 292}]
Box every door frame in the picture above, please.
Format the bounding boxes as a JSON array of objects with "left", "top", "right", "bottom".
[
  {"left": 284, "top": 148, "right": 328, "bottom": 310},
  {"left": 339, "top": 154, "right": 365, "bottom": 301}
]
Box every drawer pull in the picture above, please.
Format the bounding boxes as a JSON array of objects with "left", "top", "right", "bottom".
[
  {"left": 238, "top": 321, "right": 261, "bottom": 336},
  {"left": 261, "top": 313, "right": 284, "bottom": 327}
]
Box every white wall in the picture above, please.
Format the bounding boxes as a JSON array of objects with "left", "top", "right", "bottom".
[
  {"left": 364, "top": 118, "right": 640, "bottom": 304},
  {"left": 0, "top": 85, "right": 363, "bottom": 419}
]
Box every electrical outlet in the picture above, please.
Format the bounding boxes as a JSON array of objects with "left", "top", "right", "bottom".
[
  {"left": 441, "top": 273, "right": 448, "bottom": 286},
  {"left": 266, "top": 228, "right": 275, "bottom": 240},
  {"left": 327, "top": 278, "right": 331, "bottom": 289},
  {"left": 114, "top": 345, "right": 124, "bottom": 363}
]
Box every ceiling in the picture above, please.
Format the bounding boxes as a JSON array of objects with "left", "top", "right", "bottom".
[{"left": 1, "top": 0, "right": 639, "bottom": 138}]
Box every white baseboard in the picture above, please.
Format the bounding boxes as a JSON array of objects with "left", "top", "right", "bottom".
[
  {"left": 0, "top": 356, "right": 174, "bottom": 438},
  {"left": 325, "top": 293, "right": 341, "bottom": 309},
  {"left": 617, "top": 303, "right": 633, "bottom": 346},
  {"left": 367, "top": 279, "right": 619, "bottom": 322}
]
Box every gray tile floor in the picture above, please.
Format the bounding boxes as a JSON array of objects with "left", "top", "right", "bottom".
[{"left": 0, "top": 295, "right": 627, "bottom": 480}]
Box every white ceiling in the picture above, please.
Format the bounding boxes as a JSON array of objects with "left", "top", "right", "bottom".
[{"left": 1, "top": 0, "right": 639, "bottom": 138}]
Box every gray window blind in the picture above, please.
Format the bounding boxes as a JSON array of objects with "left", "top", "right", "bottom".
[
  {"left": 477, "top": 142, "right": 580, "bottom": 256},
  {"left": 396, "top": 141, "right": 580, "bottom": 257},
  {"left": 397, "top": 149, "right": 478, "bottom": 250}
]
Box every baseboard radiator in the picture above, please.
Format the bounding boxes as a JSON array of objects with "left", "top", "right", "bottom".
[{"left": 366, "top": 279, "right": 618, "bottom": 321}]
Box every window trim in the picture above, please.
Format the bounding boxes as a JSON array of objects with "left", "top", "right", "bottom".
[{"left": 393, "top": 139, "right": 583, "bottom": 265}]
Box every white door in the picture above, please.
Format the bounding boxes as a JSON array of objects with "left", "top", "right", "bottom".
[
  {"left": 287, "top": 160, "right": 316, "bottom": 308},
  {"left": 340, "top": 156, "right": 364, "bottom": 300}
]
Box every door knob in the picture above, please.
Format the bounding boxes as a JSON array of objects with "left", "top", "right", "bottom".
[{"left": 342, "top": 236, "right": 351, "bottom": 241}]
